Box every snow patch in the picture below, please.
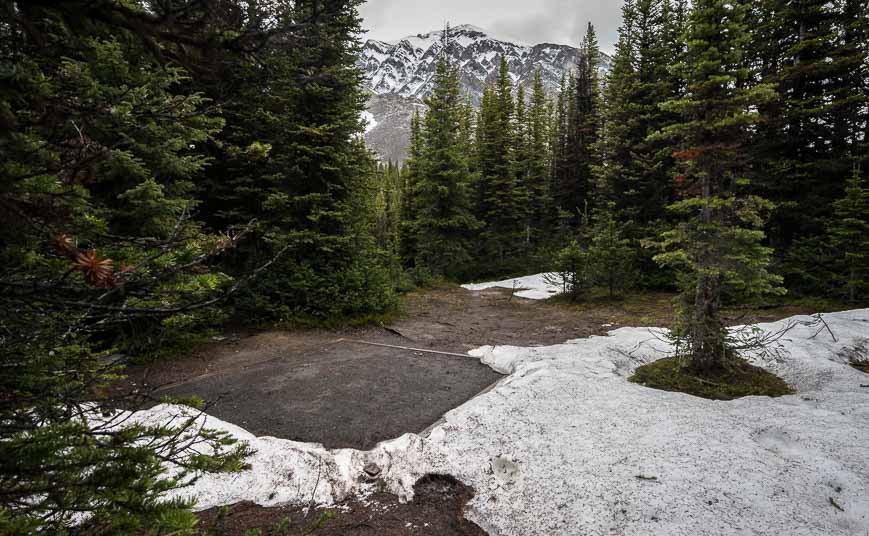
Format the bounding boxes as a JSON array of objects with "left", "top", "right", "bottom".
[
  {"left": 143, "top": 310, "right": 869, "bottom": 535},
  {"left": 461, "top": 272, "right": 561, "bottom": 300}
]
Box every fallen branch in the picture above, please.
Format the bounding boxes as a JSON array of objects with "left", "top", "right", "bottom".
[{"left": 335, "top": 339, "right": 470, "bottom": 359}]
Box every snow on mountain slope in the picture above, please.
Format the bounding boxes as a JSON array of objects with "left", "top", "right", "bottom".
[
  {"left": 360, "top": 24, "right": 610, "bottom": 102},
  {"left": 359, "top": 25, "right": 612, "bottom": 162}
]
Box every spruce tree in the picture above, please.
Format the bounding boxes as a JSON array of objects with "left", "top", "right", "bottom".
[
  {"left": 412, "top": 53, "right": 479, "bottom": 277},
  {"left": 597, "top": 0, "right": 679, "bottom": 232},
  {"left": 476, "top": 84, "right": 497, "bottom": 234},
  {"left": 651, "top": 0, "right": 785, "bottom": 372},
  {"left": 547, "top": 241, "right": 593, "bottom": 301},
  {"left": 828, "top": 168, "right": 869, "bottom": 303},
  {"left": 527, "top": 70, "right": 555, "bottom": 244},
  {"left": 513, "top": 83, "right": 532, "bottom": 247},
  {"left": 595, "top": 0, "right": 639, "bottom": 206},
  {"left": 400, "top": 110, "right": 424, "bottom": 266},
  {"left": 0, "top": 2, "right": 263, "bottom": 531},
  {"left": 476, "top": 57, "right": 527, "bottom": 267},
  {"left": 551, "top": 73, "right": 572, "bottom": 226},
  {"left": 373, "top": 160, "right": 404, "bottom": 275},
  {"left": 589, "top": 203, "right": 636, "bottom": 298},
  {"left": 556, "top": 24, "right": 602, "bottom": 228},
  {"left": 196, "top": 0, "right": 395, "bottom": 321},
  {"left": 836, "top": 0, "right": 868, "bottom": 170},
  {"left": 750, "top": 0, "right": 867, "bottom": 251}
]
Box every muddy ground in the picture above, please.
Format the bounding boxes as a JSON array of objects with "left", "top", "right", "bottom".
[{"left": 195, "top": 474, "right": 486, "bottom": 536}]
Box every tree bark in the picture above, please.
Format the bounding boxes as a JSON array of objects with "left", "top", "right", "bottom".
[{"left": 691, "top": 173, "right": 726, "bottom": 372}]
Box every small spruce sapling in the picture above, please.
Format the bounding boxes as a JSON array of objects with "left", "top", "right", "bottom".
[
  {"left": 546, "top": 240, "right": 592, "bottom": 301},
  {"left": 588, "top": 203, "right": 636, "bottom": 298},
  {"left": 828, "top": 167, "right": 869, "bottom": 303}
]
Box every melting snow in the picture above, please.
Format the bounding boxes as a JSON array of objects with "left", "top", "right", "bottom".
[
  {"left": 139, "top": 310, "right": 869, "bottom": 535},
  {"left": 461, "top": 272, "right": 561, "bottom": 300}
]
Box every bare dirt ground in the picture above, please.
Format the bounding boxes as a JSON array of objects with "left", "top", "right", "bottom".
[
  {"left": 123, "top": 286, "right": 841, "bottom": 535},
  {"left": 129, "top": 286, "right": 642, "bottom": 451},
  {"left": 195, "top": 474, "right": 486, "bottom": 536}
]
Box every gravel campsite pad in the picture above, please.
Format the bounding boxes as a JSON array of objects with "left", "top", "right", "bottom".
[{"left": 126, "top": 284, "right": 643, "bottom": 450}]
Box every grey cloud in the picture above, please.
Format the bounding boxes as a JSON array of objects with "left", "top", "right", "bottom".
[
  {"left": 490, "top": 0, "right": 622, "bottom": 51},
  {"left": 358, "top": 0, "right": 623, "bottom": 52}
]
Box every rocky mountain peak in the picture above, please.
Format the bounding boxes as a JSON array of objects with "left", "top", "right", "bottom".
[{"left": 359, "top": 25, "right": 612, "bottom": 162}]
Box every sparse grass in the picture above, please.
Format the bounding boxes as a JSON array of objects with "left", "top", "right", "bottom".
[
  {"left": 548, "top": 289, "right": 862, "bottom": 330},
  {"left": 548, "top": 290, "right": 676, "bottom": 327},
  {"left": 629, "top": 357, "right": 794, "bottom": 400},
  {"left": 269, "top": 306, "right": 406, "bottom": 330},
  {"left": 125, "top": 328, "right": 220, "bottom": 365}
]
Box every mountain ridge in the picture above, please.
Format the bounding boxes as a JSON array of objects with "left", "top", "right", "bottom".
[{"left": 358, "top": 24, "right": 612, "bottom": 162}]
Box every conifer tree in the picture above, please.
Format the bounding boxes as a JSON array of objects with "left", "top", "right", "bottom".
[
  {"left": 666, "top": 0, "right": 690, "bottom": 96},
  {"left": 400, "top": 110, "right": 424, "bottom": 265},
  {"left": 595, "top": 0, "right": 638, "bottom": 206},
  {"left": 589, "top": 203, "right": 636, "bottom": 298},
  {"left": 551, "top": 74, "right": 571, "bottom": 224},
  {"left": 0, "top": 2, "right": 273, "bottom": 531},
  {"left": 597, "top": 0, "right": 679, "bottom": 232},
  {"left": 527, "top": 70, "right": 555, "bottom": 243},
  {"left": 373, "top": 161, "right": 404, "bottom": 258},
  {"left": 556, "top": 24, "right": 602, "bottom": 227},
  {"left": 476, "top": 86, "right": 497, "bottom": 226},
  {"left": 836, "top": 0, "right": 868, "bottom": 170},
  {"left": 458, "top": 96, "right": 478, "bottom": 164},
  {"left": 513, "top": 83, "right": 532, "bottom": 246},
  {"left": 751, "top": 0, "right": 867, "bottom": 251},
  {"left": 514, "top": 84, "right": 529, "bottom": 182},
  {"left": 547, "top": 241, "right": 592, "bottom": 301},
  {"left": 193, "top": 0, "right": 395, "bottom": 321},
  {"left": 476, "top": 57, "right": 527, "bottom": 266},
  {"left": 828, "top": 168, "right": 869, "bottom": 303},
  {"left": 651, "top": 0, "right": 785, "bottom": 372},
  {"left": 412, "top": 51, "right": 479, "bottom": 277}
]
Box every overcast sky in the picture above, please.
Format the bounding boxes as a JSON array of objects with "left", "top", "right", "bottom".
[{"left": 358, "top": 0, "right": 623, "bottom": 53}]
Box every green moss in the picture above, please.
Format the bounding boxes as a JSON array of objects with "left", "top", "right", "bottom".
[{"left": 629, "top": 357, "right": 794, "bottom": 400}]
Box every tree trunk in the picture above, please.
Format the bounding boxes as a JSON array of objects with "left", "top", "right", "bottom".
[
  {"left": 850, "top": 263, "right": 857, "bottom": 304},
  {"left": 691, "top": 173, "right": 726, "bottom": 372},
  {"left": 691, "top": 273, "right": 726, "bottom": 372}
]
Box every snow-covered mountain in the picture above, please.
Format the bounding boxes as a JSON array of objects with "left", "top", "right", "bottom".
[
  {"left": 359, "top": 24, "right": 612, "bottom": 162},
  {"left": 361, "top": 24, "right": 610, "bottom": 103}
]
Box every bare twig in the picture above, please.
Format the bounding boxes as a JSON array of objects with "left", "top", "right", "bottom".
[{"left": 808, "top": 313, "right": 837, "bottom": 343}]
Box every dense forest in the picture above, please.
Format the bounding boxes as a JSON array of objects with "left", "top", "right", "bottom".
[
  {"left": 0, "top": 0, "right": 867, "bottom": 533},
  {"left": 391, "top": 1, "right": 868, "bottom": 298},
  {"left": 388, "top": 0, "right": 868, "bottom": 372}
]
